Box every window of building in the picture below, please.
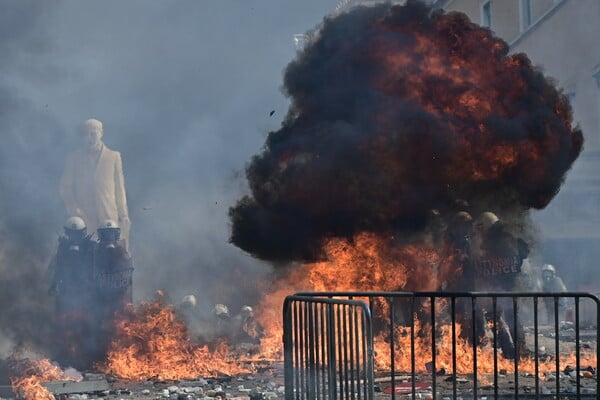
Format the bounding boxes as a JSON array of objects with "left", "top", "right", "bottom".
[
  {"left": 481, "top": 1, "right": 491, "bottom": 28},
  {"left": 593, "top": 70, "right": 600, "bottom": 141},
  {"left": 520, "top": 0, "right": 532, "bottom": 31},
  {"left": 293, "top": 34, "right": 309, "bottom": 50},
  {"left": 594, "top": 71, "right": 600, "bottom": 90}
]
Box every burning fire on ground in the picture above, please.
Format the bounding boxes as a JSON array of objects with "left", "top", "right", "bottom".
[
  {"left": 253, "top": 235, "right": 597, "bottom": 373},
  {"left": 372, "top": 310, "right": 597, "bottom": 375},
  {"left": 100, "top": 293, "right": 250, "bottom": 380},
  {"left": 254, "top": 233, "right": 448, "bottom": 359},
  {"left": 8, "top": 358, "right": 78, "bottom": 400}
]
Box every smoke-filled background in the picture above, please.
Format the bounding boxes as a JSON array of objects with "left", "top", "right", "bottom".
[
  {"left": 229, "top": 1, "right": 582, "bottom": 263},
  {"left": 0, "top": 0, "right": 594, "bottom": 362},
  {"left": 0, "top": 0, "right": 341, "bottom": 356}
]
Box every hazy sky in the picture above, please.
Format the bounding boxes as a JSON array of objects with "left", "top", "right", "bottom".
[{"left": 0, "top": 0, "right": 341, "bottom": 348}]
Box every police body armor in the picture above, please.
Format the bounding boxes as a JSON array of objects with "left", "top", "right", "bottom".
[
  {"left": 93, "top": 239, "right": 133, "bottom": 316},
  {"left": 475, "top": 222, "right": 529, "bottom": 291},
  {"left": 51, "top": 234, "right": 95, "bottom": 313},
  {"left": 49, "top": 232, "right": 98, "bottom": 369},
  {"left": 471, "top": 221, "right": 530, "bottom": 359},
  {"left": 88, "top": 237, "right": 133, "bottom": 361}
]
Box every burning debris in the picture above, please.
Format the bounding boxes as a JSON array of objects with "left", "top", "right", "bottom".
[
  {"left": 100, "top": 293, "right": 255, "bottom": 381},
  {"left": 4, "top": 290, "right": 279, "bottom": 399},
  {"left": 6, "top": 356, "right": 285, "bottom": 400},
  {"left": 7, "top": 358, "right": 79, "bottom": 400}
]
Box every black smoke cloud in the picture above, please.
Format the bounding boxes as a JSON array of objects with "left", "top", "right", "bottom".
[{"left": 229, "top": 1, "right": 583, "bottom": 263}]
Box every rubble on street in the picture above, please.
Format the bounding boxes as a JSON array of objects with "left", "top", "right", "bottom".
[{"left": 1, "top": 362, "right": 286, "bottom": 400}]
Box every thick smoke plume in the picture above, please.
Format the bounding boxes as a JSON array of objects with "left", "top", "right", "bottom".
[
  {"left": 0, "top": 0, "right": 287, "bottom": 361},
  {"left": 0, "top": 1, "right": 65, "bottom": 356},
  {"left": 229, "top": 1, "right": 583, "bottom": 263}
]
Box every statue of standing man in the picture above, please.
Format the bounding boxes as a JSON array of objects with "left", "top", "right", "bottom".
[{"left": 60, "top": 118, "right": 131, "bottom": 247}]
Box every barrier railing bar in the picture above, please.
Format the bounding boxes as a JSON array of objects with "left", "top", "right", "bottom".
[
  {"left": 410, "top": 297, "right": 415, "bottom": 400},
  {"left": 327, "top": 303, "right": 336, "bottom": 400},
  {"left": 505, "top": 297, "right": 520, "bottom": 399},
  {"left": 352, "top": 307, "right": 357, "bottom": 400},
  {"left": 451, "top": 296, "right": 457, "bottom": 399},
  {"left": 342, "top": 304, "right": 349, "bottom": 400},
  {"left": 576, "top": 296, "right": 581, "bottom": 399},
  {"left": 430, "top": 296, "right": 436, "bottom": 399},
  {"left": 554, "top": 297, "right": 560, "bottom": 396},
  {"left": 389, "top": 299, "right": 397, "bottom": 400},
  {"left": 472, "top": 296, "right": 478, "bottom": 399},
  {"left": 284, "top": 292, "right": 600, "bottom": 400},
  {"left": 493, "top": 296, "right": 499, "bottom": 400},
  {"left": 533, "top": 296, "right": 540, "bottom": 400}
]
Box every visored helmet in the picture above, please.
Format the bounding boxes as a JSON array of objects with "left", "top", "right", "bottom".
[
  {"left": 542, "top": 264, "right": 556, "bottom": 273},
  {"left": 240, "top": 305, "right": 254, "bottom": 319},
  {"left": 453, "top": 211, "right": 473, "bottom": 225},
  {"left": 64, "top": 216, "right": 87, "bottom": 241},
  {"left": 475, "top": 211, "right": 499, "bottom": 232},
  {"left": 97, "top": 219, "right": 121, "bottom": 243},
  {"left": 214, "top": 303, "right": 230, "bottom": 319},
  {"left": 542, "top": 264, "right": 556, "bottom": 279},
  {"left": 180, "top": 295, "right": 197, "bottom": 309}
]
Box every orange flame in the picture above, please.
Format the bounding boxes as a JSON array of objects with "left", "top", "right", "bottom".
[
  {"left": 101, "top": 299, "right": 250, "bottom": 380},
  {"left": 9, "top": 358, "right": 75, "bottom": 400},
  {"left": 11, "top": 233, "right": 596, "bottom": 386},
  {"left": 372, "top": 314, "right": 596, "bottom": 376},
  {"left": 254, "top": 232, "right": 443, "bottom": 358},
  {"left": 371, "top": 23, "right": 565, "bottom": 186},
  {"left": 253, "top": 233, "right": 596, "bottom": 375}
]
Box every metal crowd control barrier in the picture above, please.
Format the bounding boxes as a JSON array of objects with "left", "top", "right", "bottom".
[
  {"left": 283, "top": 296, "right": 375, "bottom": 400},
  {"left": 283, "top": 292, "right": 600, "bottom": 400}
]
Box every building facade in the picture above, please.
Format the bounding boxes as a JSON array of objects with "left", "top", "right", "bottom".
[{"left": 434, "top": 0, "right": 600, "bottom": 291}]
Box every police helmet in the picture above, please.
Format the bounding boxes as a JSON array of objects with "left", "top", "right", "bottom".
[
  {"left": 97, "top": 219, "right": 121, "bottom": 243},
  {"left": 214, "top": 303, "right": 230, "bottom": 318},
  {"left": 453, "top": 211, "right": 473, "bottom": 224},
  {"left": 240, "top": 305, "right": 254, "bottom": 318},
  {"left": 542, "top": 264, "right": 556, "bottom": 278},
  {"left": 64, "top": 216, "right": 87, "bottom": 240},
  {"left": 180, "top": 294, "right": 197, "bottom": 309},
  {"left": 475, "top": 211, "right": 499, "bottom": 232}
]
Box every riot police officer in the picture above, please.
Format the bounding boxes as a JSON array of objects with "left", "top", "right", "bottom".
[
  {"left": 48, "top": 216, "right": 96, "bottom": 368},
  {"left": 92, "top": 219, "right": 134, "bottom": 357},
  {"left": 49, "top": 216, "right": 96, "bottom": 313},
  {"left": 93, "top": 219, "right": 133, "bottom": 317},
  {"left": 471, "top": 211, "right": 530, "bottom": 359},
  {"left": 473, "top": 212, "right": 530, "bottom": 290},
  {"left": 541, "top": 264, "right": 568, "bottom": 323}
]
